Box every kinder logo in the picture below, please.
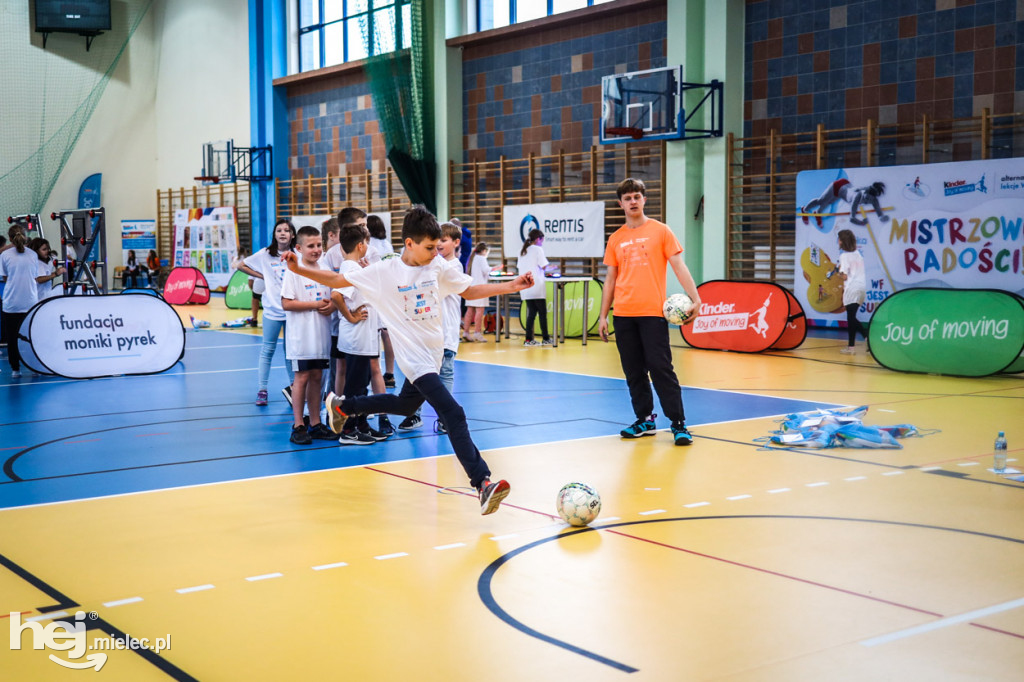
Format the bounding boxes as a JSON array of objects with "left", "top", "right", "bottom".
[
  {"left": 943, "top": 175, "right": 988, "bottom": 196},
  {"left": 691, "top": 295, "right": 775, "bottom": 337}
]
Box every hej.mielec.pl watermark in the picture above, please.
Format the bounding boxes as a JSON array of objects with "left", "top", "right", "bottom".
[{"left": 9, "top": 610, "right": 171, "bottom": 671}]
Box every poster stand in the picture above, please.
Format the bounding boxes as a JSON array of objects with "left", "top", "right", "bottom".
[{"left": 162, "top": 267, "right": 211, "bottom": 305}]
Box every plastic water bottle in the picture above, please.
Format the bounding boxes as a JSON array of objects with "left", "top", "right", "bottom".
[{"left": 994, "top": 431, "right": 1007, "bottom": 474}]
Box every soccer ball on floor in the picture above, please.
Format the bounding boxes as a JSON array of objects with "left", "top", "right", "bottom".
[
  {"left": 663, "top": 293, "right": 695, "bottom": 325},
  {"left": 556, "top": 482, "right": 602, "bottom": 527}
]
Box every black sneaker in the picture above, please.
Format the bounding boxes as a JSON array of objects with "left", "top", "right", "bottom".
[
  {"left": 620, "top": 414, "right": 657, "bottom": 439},
  {"left": 478, "top": 479, "right": 511, "bottom": 515},
  {"left": 398, "top": 414, "right": 422, "bottom": 431},
  {"left": 338, "top": 429, "right": 376, "bottom": 446},
  {"left": 434, "top": 419, "right": 447, "bottom": 435},
  {"left": 359, "top": 424, "right": 390, "bottom": 441},
  {"left": 308, "top": 423, "right": 338, "bottom": 440},
  {"left": 378, "top": 415, "right": 395, "bottom": 436},
  {"left": 282, "top": 385, "right": 293, "bottom": 406},
  {"left": 324, "top": 392, "right": 351, "bottom": 433},
  {"left": 383, "top": 373, "right": 396, "bottom": 388},
  {"left": 671, "top": 423, "right": 693, "bottom": 446},
  {"left": 290, "top": 425, "right": 312, "bottom": 445}
]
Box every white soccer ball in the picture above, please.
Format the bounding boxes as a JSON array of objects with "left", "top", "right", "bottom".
[
  {"left": 556, "top": 482, "right": 602, "bottom": 527},
  {"left": 663, "top": 293, "right": 694, "bottom": 325}
]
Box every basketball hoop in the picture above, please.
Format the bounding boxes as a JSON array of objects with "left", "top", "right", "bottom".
[
  {"left": 194, "top": 176, "right": 220, "bottom": 187},
  {"left": 604, "top": 127, "right": 645, "bottom": 140}
]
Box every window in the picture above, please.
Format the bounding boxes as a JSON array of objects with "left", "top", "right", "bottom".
[
  {"left": 298, "top": 0, "right": 412, "bottom": 72},
  {"left": 477, "top": 0, "right": 613, "bottom": 32}
]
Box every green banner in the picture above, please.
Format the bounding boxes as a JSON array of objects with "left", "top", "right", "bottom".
[
  {"left": 518, "top": 279, "right": 603, "bottom": 338},
  {"left": 869, "top": 288, "right": 1024, "bottom": 377},
  {"left": 225, "top": 269, "right": 253, "bottom": 310}
]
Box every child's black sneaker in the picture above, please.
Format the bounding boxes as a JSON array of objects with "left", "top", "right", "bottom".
[
  {"left": 398, "top": 414, "right": 422, "bottom": 431},
  {"left": 378, "top": 415, "right": 395, "bottom": 436},
  {"left": 478, "top": 479, "right": 511, "bottom": 515},
  {"left": 282, "top": 385, "right": 293, "bottom": 406},
  {"left": 308, "top": 423, "right": 338, "bottom": 440},
  {"left": 434, "top": 419, "right": 447, "bottom": 435},
  {"left": 620, "top": 414, "right": 657, "bottom": 438},
  {"left": 359, "top": 424, "right": 390, "bottom": 441},
  {"left": 671, "top": 423, "right": 693, "bottom": 446},
  {"left": 290, "top": 425, "right": 312, "bottom": 445},
  {"left": 338, "top": 429, "right": 375, "bottom": 446}
]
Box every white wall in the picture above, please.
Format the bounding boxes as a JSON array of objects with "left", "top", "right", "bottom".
[{"left": 44, "top": 0, "right": 250, "bottom": 286}]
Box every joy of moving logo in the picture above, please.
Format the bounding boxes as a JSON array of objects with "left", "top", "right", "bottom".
[{"left": 9, "top": 610, "right": 172, "bottom": 671}]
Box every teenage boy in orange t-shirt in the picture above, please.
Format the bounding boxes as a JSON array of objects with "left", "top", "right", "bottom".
[{"left": 597, "top": 177, "right": 702, "bottom": 446}]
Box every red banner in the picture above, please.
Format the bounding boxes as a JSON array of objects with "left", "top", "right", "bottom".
[
  {"left": 681, "top": 281, "right": 806, "bottom": 353},
  {"left": 162, "top": 267, "right": 210, "bottom": 305}
]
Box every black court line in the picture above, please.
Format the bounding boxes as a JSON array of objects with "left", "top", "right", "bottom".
[
  {"left": 0, "top": 551, "right": 197, "bottom": 680},
  {"left": 477, "top": 515, "right": 1024, "bottom": 672}
]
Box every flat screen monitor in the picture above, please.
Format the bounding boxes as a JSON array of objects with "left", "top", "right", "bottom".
[{"left": 35, "top": 0, "right": 112, "bottom": 33}]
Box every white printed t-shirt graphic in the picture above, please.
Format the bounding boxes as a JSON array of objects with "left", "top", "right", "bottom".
[
  {"left": 281, "top": 268, "right": 332, "bottom": 360},
  {"left": 344, "top": 255, "right": 471, "bottom": 381}
]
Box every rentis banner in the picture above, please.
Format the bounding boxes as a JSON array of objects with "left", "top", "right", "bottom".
[
  {"left": 868, "top": 288, "right": 1024, "bottom": 377},
  {"left": 21, "top": 294, "right": 186, "bottom": 379},
  {"left": 795, "top": 157, "right": 1024, "bottom": 327},
  {"left": 682, "top": 281, "right": 807, "bottom": 353},
  {"left": 517, "top": 279, "right": 603, "bottom": 338},
  {"left": 163, "top": 267, "right": 211, "bottom": 305},
  {"left": 502, "top": 202, "right": 606, "bottom": 258},
  {"left": 225, "top": 269, "right": 254, "bottom": 309}
]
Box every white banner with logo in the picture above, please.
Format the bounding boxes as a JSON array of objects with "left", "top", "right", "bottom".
[
  {"left": 502, "top": 202, "right": 606, "bottom": 258},
  {"left": 120, "top": 219, "right": 157, "bottom": 266},
  {"left": 23, "top": 294, "right": 185, "bottom": 379},
  {"left": 795, "top": 157, "right": 1024, "bottom": 326}
]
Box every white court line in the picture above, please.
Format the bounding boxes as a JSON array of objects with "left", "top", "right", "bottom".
[
  {"left": 805, "top": 482, "right": 829, "bottom": 488},
  {"left": 103, "top": 597, "right": 143, "bottom": 608},
  {"left": 311, "top": 562, "right": 347, "bottom": 571},
  {"left": 490, "top": 534, "right": 518, "bottom": 541},
  {"left": 881, "top": 471, "right": 905, "bottom": 476},
  {"left": 644, "top": 487, "right": 661, "bottom": 491},
  {"left": 767, "top": 488, "right": 791, "bottom": 494},
  {"left": 919, "top": 466, "right": 941, "bottom": 471},
  {"left": 860, "top": 597, "right": 1024, "bottom": 647},
  {"left": 374, "top": 552, "right": 409, "bottom": 561},
  {"left": 958, "top": 462, "right": 980, "bottom": 467},
  {"left": 176, "top": 584, "right": 215, "bottom": 594},
  {"left": 597, "top": 516, "right": 620, "bottom": 523},
  {"left": 245, "top": 573, "right": 283, "bottom": 582},
  {"left": 433, "top": 543, "right": 466, "bottom": 551},
  {"left": 684, "top": 501, "right": 710, "bottom": 508},
  {"left": 727, "top": 494, "right": 752, "bottom": 501},
  {"left": 638, "top": 509, "right": 666, "bottom": 515},
  {"left": 844, "top": 476, "right": 867, "bottom": 482},
  {"left": 877, "top": 409, "right": 896, "bottom": 413}
]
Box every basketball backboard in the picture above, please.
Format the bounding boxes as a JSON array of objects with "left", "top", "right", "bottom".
[{"left": 600, "top": 66, "right": 683, "bottom": 144}]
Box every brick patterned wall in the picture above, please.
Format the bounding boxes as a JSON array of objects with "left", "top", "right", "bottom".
[
  {"left": 285, "top": 73, "right": 386, "bottom": 180},
  {"left": 462, "top": 6, "right": 666, "bottom": 163},
  {"left": 744, "top": 0, "right": 1024, "bottom": 140}
]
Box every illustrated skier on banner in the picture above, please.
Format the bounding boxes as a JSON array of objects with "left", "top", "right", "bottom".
[{"left": 800, "top": 179, "right": 890, "bottom": 226}]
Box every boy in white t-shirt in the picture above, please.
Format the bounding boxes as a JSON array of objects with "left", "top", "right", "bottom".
[
  {"left": 332, "top": 224, "right": 391, "bottom": 445},
  {"left": 280, "top": 226, "right": 337, "bottom": 445},
  {"left": 284, "top": 205, "right": 535, "bottom": 515}
]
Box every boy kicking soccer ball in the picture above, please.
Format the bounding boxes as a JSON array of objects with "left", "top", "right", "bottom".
[{"left": 283, "top": 205, "right": 535, "bottom": 515}]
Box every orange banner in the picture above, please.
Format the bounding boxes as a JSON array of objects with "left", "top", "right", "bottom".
[{"left": 681, "top": 281, "right": 806, "bottom": 353}]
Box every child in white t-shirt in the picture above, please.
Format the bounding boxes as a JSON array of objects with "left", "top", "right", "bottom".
[
  {"left": 280, "top": 226, "right": 337, "bottom": 444},
  {"left": 366, "top": 213, "right": 398, "bottom": 393},
  {"left": 284, "top": 205, "right": 535, "bottom": 515},
  {"left": 332, "top": 224, "right": 391, "bottom": 445},
  {"left": 516, "top": 228, "right": 558, "bottom": 346},
  {"left": 836, "top": 228, "right": 868, "bottom": 354},
  {"left": 461, "top": 242, "right": 491, "bottom": 342},
  {"left": 30, "top": 237, "right": 64, "bottom": 300}
]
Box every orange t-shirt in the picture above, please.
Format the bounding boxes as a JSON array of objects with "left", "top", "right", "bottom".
[{"left": 603, "top": 219, "right": 682, "bottom": 317}]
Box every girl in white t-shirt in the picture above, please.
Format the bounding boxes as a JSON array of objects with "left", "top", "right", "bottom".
[
  {"left": 0, "top": 228, "right": 40, "bottom": 378},
  {"left": 29, "top": 238, "right": 64, "bottom": 301},
  {"left": 516, "top": 229, "right": 558, "bottom": 346},
  {"left": 461, "top": 242, "right": 491, "bottom": 342},
  {"left": 836, "top": 228, "right": 868, "bottom": 354},
  {"left": 238, "top": 219, "right": 296, "bottom": 405}
]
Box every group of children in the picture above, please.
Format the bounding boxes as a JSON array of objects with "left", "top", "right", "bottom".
[
  {"left": 245, "top": 205, "right": 534, "bottom": 514},
  {"left": 0, "top": 226, "right": 65, "bottom": 378}
]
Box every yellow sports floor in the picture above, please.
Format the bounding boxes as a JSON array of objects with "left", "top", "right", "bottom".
[{"left": 1, "top": 300, "right": 1022, "bottom": 680}]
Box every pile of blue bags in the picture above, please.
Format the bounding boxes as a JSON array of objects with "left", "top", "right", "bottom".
[{"left": 757, "top": 406, "right": 922, "bottom": 449}]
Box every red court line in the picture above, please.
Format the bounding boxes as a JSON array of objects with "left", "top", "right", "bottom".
[
  {"left": 0, "top": 611, "right": 32, "bottom": 619},
  {"left": 364, "top": 465, "right": 1024, "bottom": 639},
  {"left": 0, "top": 446, "right": 24, "bottom": 451}
]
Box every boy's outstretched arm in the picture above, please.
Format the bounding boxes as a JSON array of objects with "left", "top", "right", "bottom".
[
  {"left": 282, "top": 251, "right": 352, "bottom": 289},
  {"left": 460, "top": 272, "right": 534, "bottom": 300}
]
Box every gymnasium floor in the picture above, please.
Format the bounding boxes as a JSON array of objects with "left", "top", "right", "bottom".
[{"left": 1, "top": 296, "right": 1022, "bottom": 681}]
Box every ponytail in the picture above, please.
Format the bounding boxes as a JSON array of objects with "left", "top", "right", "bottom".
[
  {"left": 520, "top": 229, "right": 544, "bottom": 257},
  {"left": 10, "top": 228, "right": 28, "bottom": 253},
  {"left": 468, "top": 241, "right": 488, "bottom": 276}
]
